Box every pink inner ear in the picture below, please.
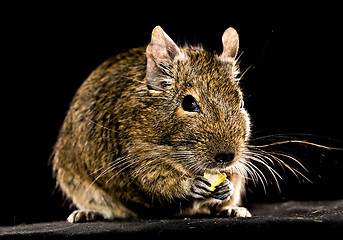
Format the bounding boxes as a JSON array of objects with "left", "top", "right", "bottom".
[
  {"left": 148, "top": 27, "right": 169, "bottom": 63},
  {"left": 221, "top": 27, "right": 239, "bottom": 59},
  {"left": 147, "top": 26, "right": 181, "bottom": 65},
  {"left": 145, "top": 26, "right": 181, "bottom": 91}
]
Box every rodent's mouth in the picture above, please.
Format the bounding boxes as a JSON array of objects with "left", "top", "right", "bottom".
[
  {"left": 198, "top": 161, "right": 233, "bottom": 175},
  {"left": 174, "top": 146, "right": 242, "bottom": 176}
]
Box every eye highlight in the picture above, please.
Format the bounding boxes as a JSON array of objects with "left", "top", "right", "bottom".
[{"left": 182, "top": 95, "right": 201, "bottom": 113}]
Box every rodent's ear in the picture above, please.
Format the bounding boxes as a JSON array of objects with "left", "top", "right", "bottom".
[
  {"left": 146, "top": 26, "right": 181, "bottom": 91},
  {"left": 220, "top": 27, "right": 239, "bottom": 60}
]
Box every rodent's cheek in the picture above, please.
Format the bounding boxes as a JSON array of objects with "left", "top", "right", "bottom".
[{"left": 173, "top": 107, "right": 199, "bottom": 129}]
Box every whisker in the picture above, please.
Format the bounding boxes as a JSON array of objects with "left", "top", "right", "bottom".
[
  {"left": 87, "top": 156, "right": 135, "bottom": 190},
  {"left": 267, "top": 151, "right": 312, "bottom": 183},
  {"left": 237, "top": 63, "right": 253, "bottom": 81},
  {"left": 105, "top": 159, "right": 140, "bottom": 184},
  {"left": 86, "top": 118, "right": 116, "bottom": 133},
  {"left": 241, "top": 132, "right": 341, "bottom": 194},
  {"left": 88, "top": 160, "right": 116, "bottom": 176},
  {"left": 244, "top": 158, "right": 277, "bottom": 192},
  {"left": 254, "top": 140, "right": 343, "bottom": 150},
  {"left": 137, "top": 96, "right": 172, "bottom": 100}
]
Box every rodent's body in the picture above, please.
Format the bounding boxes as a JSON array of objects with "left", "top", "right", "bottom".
[{"left": 53, "top": 26, "right": 252, "bottom": 222}]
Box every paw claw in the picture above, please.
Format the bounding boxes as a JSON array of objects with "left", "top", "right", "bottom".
[
  {"left": 218, "top": 207, "right": 252, "bottom": 218},
  {"left": 67, "top": 210, "right": 104, "bottom": 223}
]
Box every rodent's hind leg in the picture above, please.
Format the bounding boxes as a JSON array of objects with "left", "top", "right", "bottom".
[
  {"left": 67, "top": 210, "right": 105, "bottom": 223},
  {"left": 216, "top": 206, "right": 252, "bottom": 217},
  {"left": 56, "top": 168, "right": 137, "bottom": 221}
]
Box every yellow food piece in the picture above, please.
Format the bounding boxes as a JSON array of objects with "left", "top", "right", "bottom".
[{"left": 204, "top": 172, "right": 227, "bottom": 191}]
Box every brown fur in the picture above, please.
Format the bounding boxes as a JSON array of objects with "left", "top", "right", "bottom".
[{"left": 53, "top": 26, "right": 252, "bottom": 222}]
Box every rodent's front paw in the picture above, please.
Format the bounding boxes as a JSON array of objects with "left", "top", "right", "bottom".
[
  {"left": 190, "top": 176, "right": 213, "bottom": 200},
  {"left": 211, "top": 178, "right": 233, "bottom": 200}
]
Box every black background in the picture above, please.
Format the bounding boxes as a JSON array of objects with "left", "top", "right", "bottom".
[{"left": 2, "top": 3, "right": 343, "bottom": 226}]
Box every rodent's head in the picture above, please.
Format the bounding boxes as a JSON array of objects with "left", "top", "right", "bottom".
[{"left": 141, "top": 26, "right": 250, "bottom": 175}]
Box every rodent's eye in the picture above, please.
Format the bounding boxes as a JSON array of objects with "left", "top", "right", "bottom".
[{"left": 182, "top": 95, "right": 201, "bottom": 113}]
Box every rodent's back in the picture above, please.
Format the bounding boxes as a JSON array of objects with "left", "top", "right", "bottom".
[{"left": 53, "top": 47, "right": 147, "bottom": 191}]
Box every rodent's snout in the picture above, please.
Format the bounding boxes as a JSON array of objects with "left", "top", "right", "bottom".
[{"left": 214, "top": 152, "right": 235, "bottom": 164}]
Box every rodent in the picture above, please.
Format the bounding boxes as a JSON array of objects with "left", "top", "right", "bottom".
[{"left": 52, "top": 26, "right": 252, "bottom": 223}]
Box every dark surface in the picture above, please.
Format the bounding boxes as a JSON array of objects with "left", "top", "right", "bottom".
[{"left": 1, "top": 200, "right": 342, "bottom": 239}]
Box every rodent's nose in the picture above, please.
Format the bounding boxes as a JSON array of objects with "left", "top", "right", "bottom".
[{"left": 214, "top": 152, "right": 235, "bottom": 164}]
